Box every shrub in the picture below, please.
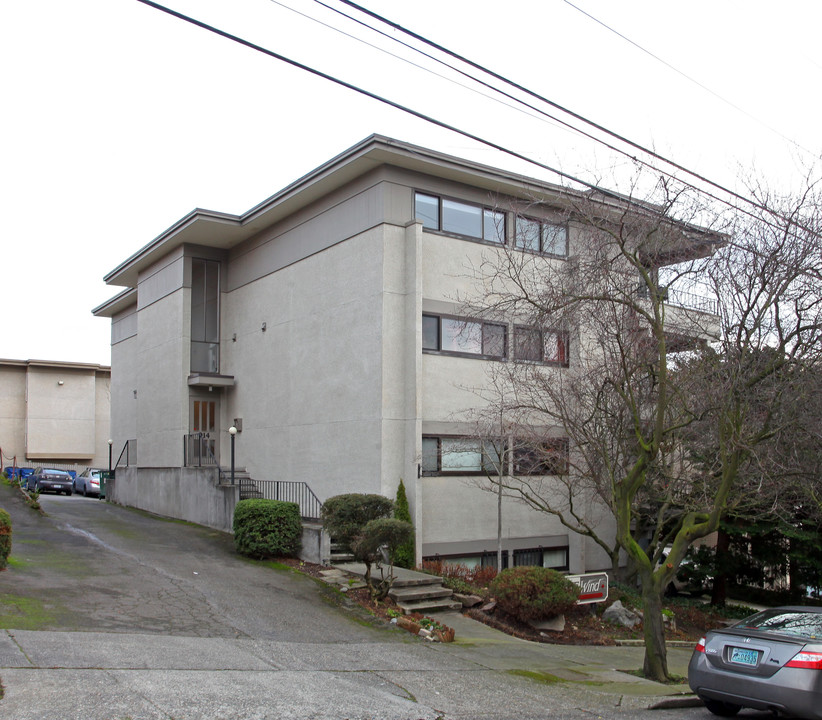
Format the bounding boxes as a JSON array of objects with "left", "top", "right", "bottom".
[
  {"left": 490, "top": 566, "right": 579, "bottom": 623},
  {"left": 420, "top": 559, "right": 498, "bottom": 589},
  {"left": 233, "top": 499, "right": 302, "bottom": 559},
  {"left": 321, "top": 493, "right": 393, "bottom": 552},
  {"left": 0, "top": 508, "right": 11, "bottom": 570},
  {"left": 392, "top": 480, "right": 415, "bottom": 569},
  {"left": 353, "top": 517, "right": 414, "bottom": 565}
]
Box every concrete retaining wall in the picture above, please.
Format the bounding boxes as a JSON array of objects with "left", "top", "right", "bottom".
[
  {"left": 108, "top": 466, "right": 238, "bottom": 533},
  {"left": 108, "top": 467, "right": 329, "bottom": 565}
]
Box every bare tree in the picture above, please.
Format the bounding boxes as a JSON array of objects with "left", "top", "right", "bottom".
[{"left": 460, "top": 174, "right": 822, "bottom": 680}]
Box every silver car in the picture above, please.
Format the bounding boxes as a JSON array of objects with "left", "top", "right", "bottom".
[
  {"left": 688, "top": 606, "right": 822, "bottom": 718},
  {"left": 74, "top": 468, "right": 104, "bottom": 497}
]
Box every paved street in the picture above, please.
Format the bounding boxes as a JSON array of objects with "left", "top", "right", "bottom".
[{"left": 0, "top": 484, "right": 767, "bottom": 720}]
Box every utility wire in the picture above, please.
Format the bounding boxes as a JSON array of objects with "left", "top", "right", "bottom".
[
  {"left": 333, "top": 0, "right": 789, "bottom": 222},
  {"left": 134, "top": 0, "right": 806, "bottom": 238},
  {"left": 133, "top": 0, "right": 616, "bottom": 200},
  {"left": 562, "top": 0, "right": 815, "bottom": 158},
  {"left": 309, "top": 0, "right": 664, "bottom": 173},
  {"left": 267, "top": 0, "right": 564, "bottom": 131}
]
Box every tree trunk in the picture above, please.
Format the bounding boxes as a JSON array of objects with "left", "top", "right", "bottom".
[{"left": 640, "top": 571, "right": 669, "bottom": 681}]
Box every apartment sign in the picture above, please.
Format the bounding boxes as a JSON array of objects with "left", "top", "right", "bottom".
[{"left": 567, "top": 572, "right": 609, "bottom": 604}]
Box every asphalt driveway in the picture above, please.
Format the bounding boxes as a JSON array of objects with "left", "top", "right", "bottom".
[{"left": 0, "top": 483, "right": 705, "bottom": 720}]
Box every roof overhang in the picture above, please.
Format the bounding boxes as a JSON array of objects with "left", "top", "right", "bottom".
[
  {"left": 92, "top": 288, "right": 137, "bottom": 319},
  {"left": 101, "top": 135, "right": 571, "bottom": 289}
]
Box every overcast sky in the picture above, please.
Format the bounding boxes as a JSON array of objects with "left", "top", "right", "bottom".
[{"left": 2, "top": 0, "right": 820, "bottom": 367}]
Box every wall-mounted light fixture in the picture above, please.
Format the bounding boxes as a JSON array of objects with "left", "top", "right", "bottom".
[
  {"left": 261, "top": 322, "right": 267, "bottom": 332},
  {"left": 57, "top": 380, "right": 64, "bottom": 386}
]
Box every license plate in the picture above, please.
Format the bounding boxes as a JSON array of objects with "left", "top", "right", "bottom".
[{"left": 730, "top": 647, "right": 759, "bottom": 666}]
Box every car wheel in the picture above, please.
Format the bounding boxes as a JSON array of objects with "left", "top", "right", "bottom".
[
  {"left": 65, "top": 490, "right": 72, "bottom": 496},
  {"left": 703, "top": 699, "right": 741, "bottom": 717}
]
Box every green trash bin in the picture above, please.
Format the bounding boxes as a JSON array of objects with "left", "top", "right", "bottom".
[{"left": 99, "top": 470, "right": 113, "bottom": 500}]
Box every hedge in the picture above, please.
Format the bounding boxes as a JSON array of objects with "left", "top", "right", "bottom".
[
  {"left": 233, "top": 499, "right": 302, "bottom": 559},
  {"left": 0, "top": 508, "right": 11, "bottom": 570}
]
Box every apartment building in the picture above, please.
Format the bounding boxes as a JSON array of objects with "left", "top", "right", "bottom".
[{"left": 93, "top": 136, "right": 717, "bottom": 571}]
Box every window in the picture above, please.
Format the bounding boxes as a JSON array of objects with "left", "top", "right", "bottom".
[
  {"left": 514, "top": 216, "right": 568, "bottom": 256},
  {"left": 513, "top": 326, "right": 569, "bottom": 366},
  {"left": 191, "top": 258, "right": 220, "bottom": 373},
  {"left": 423, "top": 314, "right": 506, "bottom": 359},
  {"left": 513, "top": 438, "right": 569, "bottom": 476},
  {"left": 424, "top": 547, "right": 568, "bottom": 571},
  {"left": 415, "top": 193, "right": 505, "bottom": 243},
  {"left": 513, "top": 547, "right": 569, "bottom": 570},
  {"left": 422, "top": 436, "right": 503, "bottom": 476}
]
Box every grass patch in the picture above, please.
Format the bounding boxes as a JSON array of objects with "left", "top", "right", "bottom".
[
  {"left": 0, "top": 593, "right": 55, "bottom": 630},
  {"left": 507, "top": 669, "right": 562, "bottom": 685}
]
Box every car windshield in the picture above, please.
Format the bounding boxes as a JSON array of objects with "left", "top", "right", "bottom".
[
  {"left": 44, "top": 469, "right": 70, "bottom": 476},
  {"left": 733, "top": 609, "right": 822, "bottom": 640}
]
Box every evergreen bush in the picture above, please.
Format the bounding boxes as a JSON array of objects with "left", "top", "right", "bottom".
[
  {"left": 393, "top": 480, "right": 415, "bottom": 569},
  {"left": 490, "top": 566, "right": 579, "bottom": 623},
  {"left": 321, "top": 493, "right": 393, "bottom": 552},
  {"left": 0, "top": 508, "right": 11, "bottom": 570},
  {"left": 233, "top": 499, "right": 302, "bottom": 558}
]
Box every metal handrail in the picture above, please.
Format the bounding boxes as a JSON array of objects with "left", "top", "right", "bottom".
[
  {"left": 239, "top": 479, "right": 323, "bottom": 521},
  {"left": 183, "top": 433, "right": 228, "bottom": 483},
  {"left": 115, "top": 439, "right": 135, "bottom": 468}
]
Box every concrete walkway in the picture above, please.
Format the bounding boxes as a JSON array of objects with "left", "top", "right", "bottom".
[{"left": 325, "top": 563, "right": 701, "bottom": 710}]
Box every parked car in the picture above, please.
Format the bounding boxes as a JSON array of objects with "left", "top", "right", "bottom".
[
  {"left": 689, "top": 606, "right": 822, "bottom": 718},
  {"left": 26, "top": 468, "right": 73, "bottom": 495},
  {"left": 74, "top": 468, "right": 104, "bottom": 497}
]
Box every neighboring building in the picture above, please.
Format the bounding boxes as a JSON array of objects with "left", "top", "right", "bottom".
[
  {"left": 0, "top": 358, "right": 111, "bottom": 472},
  {"left": 93, "top": 136, "right": 717, "bottom": 571}
]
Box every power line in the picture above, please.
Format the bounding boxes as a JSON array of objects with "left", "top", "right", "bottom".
[
  {"left": 133, "top": 0, "right": 805, "bottom": 238},
  {"left": 332, "top": 0, "right": 790, "bottom": 221},
  {"left": 561, "top": 0, "right": 815, "bottom": 158},
  {"left": 133, "top": 0, "right": 612, "bottom": 198},
  {"left": 266, "top": 0, "right": 567, "bottom": 133}
]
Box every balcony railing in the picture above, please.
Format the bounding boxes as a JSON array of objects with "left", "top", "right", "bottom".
[
  {"left": 636, "top": 283, "right": 718, "bottom": 316},
  {"left": 665, "top": 287, "right": 719, "bottom": 316}
]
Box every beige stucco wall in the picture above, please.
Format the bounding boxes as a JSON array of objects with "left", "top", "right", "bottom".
[
  {"left": 220, "top": 225, "right": 388, "bottom": 501},
  {"left": 0, "top": 364, "right": 27, "bottom": 466},
  {"left": 0, "top": 361, "right": 110, "bottom": 468},
  {"left": 98, "top": 163, "right": 622, "bottom": 572}
]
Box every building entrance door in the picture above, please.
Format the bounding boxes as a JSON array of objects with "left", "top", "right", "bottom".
[{"left": 189, "top": 397, "right": 219, "bottom": 465}]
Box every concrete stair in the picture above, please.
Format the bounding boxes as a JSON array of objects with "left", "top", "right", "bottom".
[
  {"left": 389, "top": 578, "right": 462, "bottom": 614},
  {"left": 331, "top": 562, "right": 461, "bottom": 613}
]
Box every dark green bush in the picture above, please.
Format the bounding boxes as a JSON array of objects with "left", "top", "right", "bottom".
[
  {"left": 490, "top": 566, "right": 579, "bottom": 623},
  {"left": 321, "top": 493, "right": 393, "bottom": 552},
  {"left": 392, "top": 480, "right": 415, "bottom": 569},
  {"left": 352, "top": 517, "right": 414, "bottom": 564},
  {"left": 0, "top": 508, "right": 11, "bottom": 570},
  {"left": 233, "top": 499, "right": 302, "bottom": 559}
]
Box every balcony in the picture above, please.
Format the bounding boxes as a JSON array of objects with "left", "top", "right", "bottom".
[{"left": 636, "top": 283, "right": 720, "bottom": 348}]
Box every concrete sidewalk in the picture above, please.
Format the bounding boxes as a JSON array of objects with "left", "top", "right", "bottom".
[{"left": 329, "top": 563, "right": 702, "bottom": 712}]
